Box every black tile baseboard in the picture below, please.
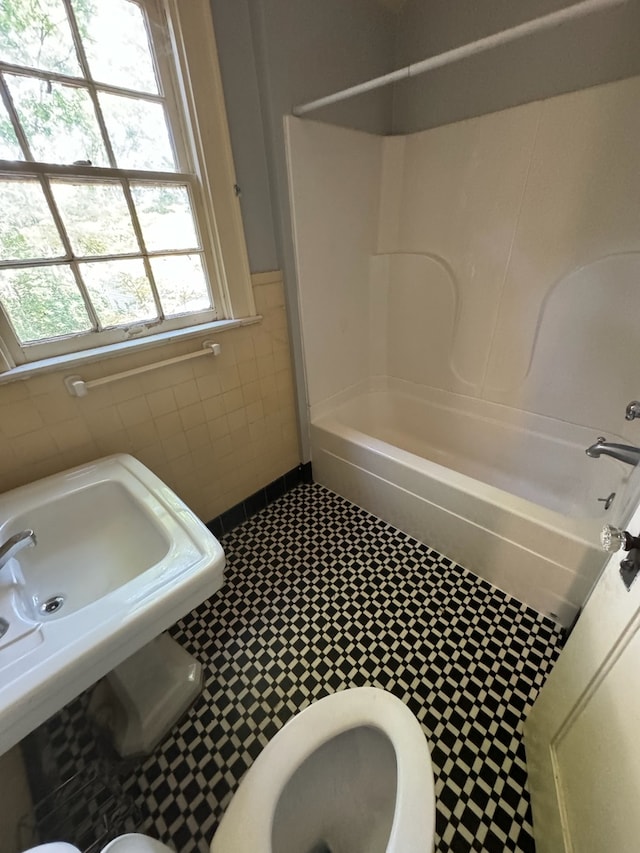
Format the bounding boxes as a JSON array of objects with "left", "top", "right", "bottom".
[{"left": 206, "top": 462, "right": 313, "bottom": 537}]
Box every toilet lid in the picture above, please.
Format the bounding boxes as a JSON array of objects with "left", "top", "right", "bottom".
[{"left": 101, "top": 834, "right": 173, "bottom": 853}]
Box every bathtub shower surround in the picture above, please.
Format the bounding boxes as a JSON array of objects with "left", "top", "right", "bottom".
[
  {"left": 286, "top": 75, "right": 640, "bottom": 624},
  {"left": 0, "top": 272, "right": 298, "bottom": 523}
]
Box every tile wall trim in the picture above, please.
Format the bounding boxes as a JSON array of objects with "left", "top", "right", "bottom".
[{"left": 250, "top": 271, "right": 283, "bottom": 287}]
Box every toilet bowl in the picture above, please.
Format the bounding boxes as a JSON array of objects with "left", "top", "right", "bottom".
[
  {"left": 211, "top": 687, "right": 435, "bottom": 853},
  {"left": 25, "top": 688, "right": 435, "bottom": 853}
]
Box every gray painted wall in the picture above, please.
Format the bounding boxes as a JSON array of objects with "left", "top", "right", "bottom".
[
  {"left": 209, "top": 0, "right": 278, "bottom": 273},
  {"left": 212, "top": 0, "right": 640, "bottom": 267},
  {"left": 392, "top": 0, "right": 640, "bottom": 133},
  {"left": 210, "top": 0, "right": 396, "bottom": 272}
]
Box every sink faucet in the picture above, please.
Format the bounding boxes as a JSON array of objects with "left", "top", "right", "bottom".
[
  {"left": 0, "top": 529, "right": 37, "bottom": 570},
  {"left": 586, "top": 437, "right": 640, "bottom": 467}
]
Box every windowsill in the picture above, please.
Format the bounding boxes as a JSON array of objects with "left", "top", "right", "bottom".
[{"left": 0, "top": 316, "right": 262, "bottom": 385}]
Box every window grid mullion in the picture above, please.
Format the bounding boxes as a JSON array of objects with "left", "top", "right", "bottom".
[
  {"left": 38, "top": 174, "right": 102, "bottom": 332},
  {"left": 0, "top": 73, "right": 35, "bottom": 162},
  {"left": 69, "top": 259, "right": 103, "bottom": 332},
  {"left": 0, "top": 0, "right": 225, "bottom": 364},
  {"left": 120, "top": 177, "right": 165, "bottom": 320},
  {"left": 0, "top": 61, "right": 164, "bottom": 104},
  {"left": 0, "top": 161, "right": 193, "bottom": 183},
  {"left": 62, "top": 0, "right": 119, "bottom": 170},
  {"left": 0, "top": 247, "right": 202, "bottom": 270}
]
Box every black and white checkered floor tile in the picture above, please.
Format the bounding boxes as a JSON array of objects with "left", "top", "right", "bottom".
[{"left": 38, "top": 483, "right": 562, "bottom": 853}]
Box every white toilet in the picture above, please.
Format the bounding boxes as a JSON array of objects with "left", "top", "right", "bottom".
[
  {"left": 27, "top": 688, "right": 436, "bottom": 853},
  {"left": 210, "top": 687, "right": 436, "bottom": 853}
]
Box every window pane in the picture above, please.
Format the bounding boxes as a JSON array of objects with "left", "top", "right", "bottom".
[
  {"left": 0, "top": 265, "right": 90, "bottom": 342},
  {"left": 0, "top": 0, "right": 80, "bottom": 76},
  {"left": 0, "top": 100, "right": 24, "bottom": 160},
  {"left": 6, "top": 74, "right": 108, "bottom": 166},
  {"left": 72, "top": 0, "right": 158, "bottom": 94},
  {"left": 80, "top": 258, "right": 157, "bottom": 327},
  {"left": 131, "top": 184, "right": 199, "bottom": 251},
  {"left": 150, "top": 254, "right": 211, "bottom": 316},
  {"left": 99, "top": 93, "right": 176, "bottom": 171},
  {"left": 0, "top": 180, "right": 64, "bottom": 260},
  {"left": 51, "top": 181, "right": 138, "bottom": 256}
]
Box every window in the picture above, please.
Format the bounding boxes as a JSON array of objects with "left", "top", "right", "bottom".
[{"left": 0, "top": 0, "right": 253, "bottom": 369}]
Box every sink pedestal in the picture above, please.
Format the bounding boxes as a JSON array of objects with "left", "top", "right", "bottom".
[{"left": 88, "top": 633, "right": 202, "bottom": 758}]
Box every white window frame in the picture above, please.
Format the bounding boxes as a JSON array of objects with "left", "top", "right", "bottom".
[{"left": 0, "top": 0, "right": 254, "bottom": 373}]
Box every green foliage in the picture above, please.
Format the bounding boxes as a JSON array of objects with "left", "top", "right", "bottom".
[
  {"left": 0, "top": 0, "right": 210, "bottom": 344},
  {"left": 0, "top": 0, "right": 83, "bottom": 75},
  {"left": 0, "top": 111, "right": 19, "bottom": 154},
  {"left": 0, "top": 265, "right": 90, "bottom": 341},
  {"left": 0, "top": 180, "right": 63, "bottom": 259}
]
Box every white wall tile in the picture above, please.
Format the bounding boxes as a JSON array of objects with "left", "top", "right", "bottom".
[{"left": 0, "top": 275, "right": 299, "bottom": 518}]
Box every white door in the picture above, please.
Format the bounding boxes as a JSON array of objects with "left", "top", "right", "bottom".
[{"left": 524, "top": 500, "right": 640, "bottom": 852}]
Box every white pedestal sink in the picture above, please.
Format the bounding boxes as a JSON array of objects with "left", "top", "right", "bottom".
[{"left": 0, "top": 454, "right": 225, "bottom": 755}]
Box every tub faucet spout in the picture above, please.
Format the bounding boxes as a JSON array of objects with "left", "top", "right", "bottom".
[
  {"left": 586, "top": 437, "right": 640, "bottom": 467},
  {"left": 0, "top": 529, "right": 36, "bottom": 571}
]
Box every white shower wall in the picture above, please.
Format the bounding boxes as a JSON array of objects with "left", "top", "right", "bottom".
[
  {"left": 285, "top": 118, "right": 383, "bottom": 408},
  {"left": 286, "top": 74, "right": 640, "bottom": 440}
]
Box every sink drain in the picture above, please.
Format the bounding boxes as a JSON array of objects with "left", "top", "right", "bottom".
[{"left": 39, "top": 595, "right": 65, "bottom": 615}]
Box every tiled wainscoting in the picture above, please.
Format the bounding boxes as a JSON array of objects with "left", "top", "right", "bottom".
[
  {"left": 26, "top": 484, "right": 562, "bottom": 853},
  {"left": 0, "top": 271, "right": 298, "bottom": 522}
]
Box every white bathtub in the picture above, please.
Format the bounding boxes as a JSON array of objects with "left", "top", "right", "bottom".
[{"left": 311, "top": 382, "right": 636, "bottom": 626}]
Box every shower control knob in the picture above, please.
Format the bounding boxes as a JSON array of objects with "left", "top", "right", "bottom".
[
  {"left": 625, "top": 400, "right": 640, "bottom": 421},
  {"left": 600, "top": 524, "right": 640, "bottom": 553}
]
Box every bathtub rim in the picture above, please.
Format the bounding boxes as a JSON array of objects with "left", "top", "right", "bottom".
[
  {"left": 310, "top": 376, "right": 628, "bottom": 446},
  {"left": 310, "top": 377, "right": 635, "bottom": 534},
  {"left": 315, "top": 412, "right": 611, "bottom": 544}
]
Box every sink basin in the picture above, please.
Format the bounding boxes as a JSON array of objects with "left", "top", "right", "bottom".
[
  {"left": 12, "top": 479, "right": 172, "bottom": 619},
  {"left": 0, "top": 454, "right": 225, "bottom": 755}
]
